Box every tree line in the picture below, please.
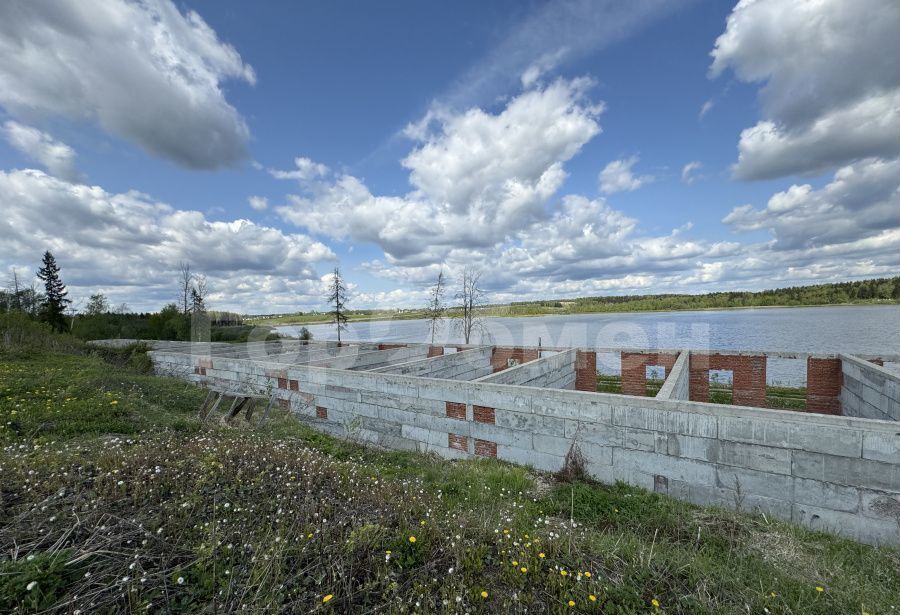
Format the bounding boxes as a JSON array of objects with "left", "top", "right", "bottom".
[{"left": 1, "top": 253, "right": 245, "bottom": 341}]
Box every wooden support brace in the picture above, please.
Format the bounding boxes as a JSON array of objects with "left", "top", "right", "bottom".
[
  {"left": 201, "top": 392, "right": 224, "bottom": 422},
  {"left": 243, "top": 398, "right": 257, "bottom": 421},
  {"left": 257, "top": 396, "right": 276, "bottom": 427},
  {"left": 198, "top": 390, "right": 215, "bottom": 419}
]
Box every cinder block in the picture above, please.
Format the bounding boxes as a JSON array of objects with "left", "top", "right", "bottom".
[
  {"left": 862, "top": 432, "right": 900, "bottom": 463},
  {"left": 718, "top": 416, "right": 862, "bottom": 458},
  {"left": 716, "top": 466, "right": 792, "bottom": 498},
  {"left": 792, "top": 451, "right": 899, "bottom": 491},
  {"left": 613, "top": 449, "right": 716, "bottom": 486},
  {"left": 498, "top": 445, "right": 562, "bottom": 472},
  {"left": 793, "top": 478, "right": 860, "bottom": 513}
]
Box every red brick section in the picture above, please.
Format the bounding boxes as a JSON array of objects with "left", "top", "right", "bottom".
[
  {"left": 473, "top": 405, "right": 495, "bottom": 424},
  {"left": 378, "top": 343, "right": 407, "bottom": 350},
  {"left": 427, "top": 346, "right": 444, "bottom": 358},
  {"left": 279, "top": 398, "right": 290, "bottom": 410},
  {"left": 807, "top": 357, "right": 843, "bottom": 415},
  {"left": 448, "top": 434, "right": 468, "bottom": 451},
  {"left": 620, "top": 352, "right": 678, "bottom": 397},
  {"left": 490, "top": 347, "right": 540, "bottom": 373},
  {"left": 193, "top": 366, "right": 207, "bottom": 376},
  {"left": 689, "top": 353, "right": 767, "bottom": 408},
  {"left": 474, "top": 439, "right": 497, "bottom": 457},
  {"left": 316, "top": 406, "right": 328, "bottom": 419},
  {"left": 575, "top": 351, "right": 597, "bottom": 392},
  {"left": 289, "top": 379, "right": 299, "bottom": 392},
  {"left": 445, "top": 401, "right": 466, "bottom": 420},
  {"left": 869, "top": 358, "right": 884, "bottom": 366},
  {"left": 277, "top": 377, "right": 288, "bottom": 389}
]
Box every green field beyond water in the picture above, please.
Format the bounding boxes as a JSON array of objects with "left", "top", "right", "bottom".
[{"left": 0, "top": 317, "right": 898, "bottom": 614}]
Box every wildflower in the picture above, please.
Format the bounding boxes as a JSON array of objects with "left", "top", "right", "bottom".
[
  {"left": 538, "top": 552, "right": 545, "bottom": 559},
  {"left": 26, "top": 581, "right": 38, "bottom": 591},
  {"left": 512, "top": 560, "right": 519, "bottom": 566},
  {"left": 815, "top": 586, "right": 824, "bottom": 592},
  {"left": 652, "top": 598, "right": 660, "bottom": 608},
  {"left": 560, "top": 570, "right": 568, "bottom": 577},
  {"left": 177, "top": 577, "right": 185, "bottom": 585},
  {"left": 589, "top": 594, "right": 597, "bottom": 602},
  {"left": 520, "top": 567, "right": 527, "bottom": 573},
  {"left": 323, "top": 594, "right": 333, "bottom": 603},
  {"left": 568, "top": 600, "right": 575, "bottom": 607},
  {"left": 480, "top": 591, "right": 488, "bottom": 599},
  {"left": 409, "top": 536, "right": 416, "bottom": 543},
  {"left": 584, "top": 571, "right": 591, "bottom": 577}
]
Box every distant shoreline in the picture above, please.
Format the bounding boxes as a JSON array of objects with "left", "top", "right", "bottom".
[{"left": 264, "top": 301, "right": 899, "bottom": 328}]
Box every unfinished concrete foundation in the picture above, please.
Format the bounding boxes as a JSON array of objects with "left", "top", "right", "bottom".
[{"left": 127, "top": 338, "right": 900, "bottom": 546}]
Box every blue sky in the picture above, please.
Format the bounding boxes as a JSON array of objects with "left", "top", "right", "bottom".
[{"left": 1, "top": 0, "right": 898, "bottom": 313}]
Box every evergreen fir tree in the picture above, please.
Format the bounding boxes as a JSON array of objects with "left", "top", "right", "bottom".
[
  {"left": 326, "top": 267, "right": 349, "bottom": 343},
  {"left": 36, "top": 250, "right": 71, "bottom": 331}
]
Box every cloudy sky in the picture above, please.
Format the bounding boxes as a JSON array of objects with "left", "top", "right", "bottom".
[{"left": 1, "top": 0, "right": 898, "bottom": 313}]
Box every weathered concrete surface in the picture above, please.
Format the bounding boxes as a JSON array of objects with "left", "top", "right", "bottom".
[
  {"left": 370, "top": 347, "right": 492, "bottom": 381},
  {"left": 841, "top": 354, "right": 900, "bottom": 421},
  {"left": 148, "top": 343, "right": 900, "bottom": 547},
  {"left": 656, "top": 352, "right": 690, "bottom": 400},
  {"left": 475, "top": 349, "right": 576, "bottom": 389}
]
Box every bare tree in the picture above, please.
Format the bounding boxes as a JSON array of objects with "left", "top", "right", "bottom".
[
  {"left": 7, "top": 268, "right": 21, "bottom": 311},
  {"left": 178, "top": 261, "right": 193, "bottom": 314},
  {"left": 326, "top": 267, "right": 349, "bottom": 343},
  {"left": 191, "top": 274, "right": 208, "bottom": 313},
  {"left": 454, "top": 266, "right": 487, "bottom": 344},
  {"left": 424, "top": 269, "right": 447, "bottom": 344}
]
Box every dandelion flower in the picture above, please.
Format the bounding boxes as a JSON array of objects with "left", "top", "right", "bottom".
[
  {"left": 815, "top": 586, "right": 824, "bottom": 592},
  {"left": 323, "top": 594, "right": 333, "bottom": 603},
  {"left": 568, "top": 600, "right": 575, "bottom": 607},
  {"left": 409, "top": 536, "right": 416, "bottom": 543},
  {"left": 177, "top": 577, "right": 185, "bottom": 585},
  {"left": 584, "top": 571, "right": 591, "bottom": 577},
  {"left": 589, "top": 594, "right": 597, "bottom": 602},
  {"left": 512, "top": 560, "right": 518, "bottom": 566},
  {"left": 26, "top": 581, "right": 38, "bottom": 591},
  {"left": 480, "top": 591, "right": 488, "bottom": 599},
  {"left": 538, "top": 552, "right": 545, "bottom": 559},
  {"left": 652, "top": 598, "right": 660, "bottom": 608},
  {"left": 520, "top": 567, "right": 527, "bottom": 573},
  {"left": 560, "top": 570, "right": 568, "bottom": 577}
]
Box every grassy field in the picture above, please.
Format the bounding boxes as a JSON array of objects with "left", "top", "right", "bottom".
[{"left": 1, "top": 331, "right": 898, "bottom": 612}]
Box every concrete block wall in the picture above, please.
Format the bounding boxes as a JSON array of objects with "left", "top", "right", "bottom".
[
  {"left": 476, "top": 350, "right": 576, "bottom": 389},
  {"left": 306, "top": 345, "right": 429, "bottom": 371},
  {"left": 148, "top": 348, "right": 900, "bottom": 546},
  {"left": 841, "top": 354, "right": 900, "bottom": 421},
  {"left": 370, "top": 347, "right": 493, "bottom": 381},
  {"left": 655, "top": 352, "right": 690, "bottom": 401}
]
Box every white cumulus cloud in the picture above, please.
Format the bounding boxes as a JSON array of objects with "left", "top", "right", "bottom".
[
  {"left": 2, "top": 121, "right": 80, "bottom": 181},
  {"left": 0, "top": 0, "right": 255, "bottom": 169},
  {"left": 598, "top": 156, "right": 653, "bottom": 194}
]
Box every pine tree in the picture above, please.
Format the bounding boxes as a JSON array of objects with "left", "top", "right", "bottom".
[
  {"left": 326, "top": 267, "right": 349, "bottom": 343},
  {"left": 36, "top": 250, "right": 71, "bottom": 331}
]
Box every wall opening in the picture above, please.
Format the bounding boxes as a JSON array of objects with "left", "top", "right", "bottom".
[
  {"left": 646, "top": 365, "right": 666, "bottom": 397},
  {"left": 709, "top": 369, "right": 734, "bottom": 404}
]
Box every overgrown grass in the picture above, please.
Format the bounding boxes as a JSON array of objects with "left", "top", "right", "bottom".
[{"left": 1, "top": 347, "right": 897, "bottom": 613}]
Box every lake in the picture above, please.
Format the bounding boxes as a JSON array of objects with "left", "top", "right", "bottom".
[{"left": 276, "top": 305, "right": 900, "bottom": 385}]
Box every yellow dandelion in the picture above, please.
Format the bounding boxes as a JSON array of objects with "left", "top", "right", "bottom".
[
  {"left": 560, "top": 570, "right": 568, "bottom": 577},
  {"left": 568, "top": 600, "right": 575, "bottom": 607},
  {"left": 110, "top": 400, "right": 118, "bottom": 405},
  {"left": 520, "top": 567, "right": 528, "bottom": 573},
  {"left": 481, "top": 590, "right": 488, "bottom": 598},
  {"left": 584, "top": 571, "right": 591, "bottom": 577},
  {"left": 589, "top": 594, "right": 597, "bottom": 602},
  {"left": 652, "top": 598, "right": 660, "bottom": 608},
  {"left": 815, "top": 586, "right": 824, "bottom": 592},
  {"left": 420, "top": 520, "right": 426, "bottom": 526},
  {"left": 538, "top": 552, "right": 545, "bottom": 559},
  {"left": 323, "top": 594, "right": 333, "bottom": 603},
  {"left": 512, "top": 560, "right": 519, "bottom": 566},
  {"left": 408, "top": 536, "right": 416, "bottom": 543}
]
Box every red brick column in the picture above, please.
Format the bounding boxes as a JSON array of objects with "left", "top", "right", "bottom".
[
  {"left": 490, "top": 347, "right": 539, "bottom": 372},
  {"left": 575, "top": 350, "right": 597, "bottom": 392},
  {"left": 731, "top": 355, "right": 767, "bottom": 408},
  {"left": 448, "top": 434, "right": 468, "bottom": 451},
  {"left": 445, "top": 402, "right": 466, "bottom": 420},
  {"left": 474, "top": 439, "right": 497, "bottom": 457},
  {"left": 621, "top": 352, "right": 679, "bottom": 397},
  {"left": 807, "top": 357, "right": 842, "bottom": 415},
  {"left": 427, "top": 346, "right": 444, "bottom": 357},
  {"left": 378, "top": 343, "right": 407, "bottom": 350},
  {"left": 621, "top": 352, "right": 649, "bottom": 396},
  {"left": 473, "top": 405, "right": 495, "bottom": 424},
  {"left": 689, "top": 353, "right": 710, "bottom": 402}
]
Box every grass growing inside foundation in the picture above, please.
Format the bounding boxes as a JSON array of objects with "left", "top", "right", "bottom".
[
  {"left": 1, "top": 347, "right": 897, "bottom": 613},
  {"left": 596, "top": 374, "right": 808, "bottom": 410}
]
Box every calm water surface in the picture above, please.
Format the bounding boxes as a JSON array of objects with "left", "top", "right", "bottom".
[{"left": 277, "top": 305, "right": 900, "bottom": 385}]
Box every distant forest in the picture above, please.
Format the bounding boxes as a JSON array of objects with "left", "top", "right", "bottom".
[{"left": 498, "top": 276, "right": 900, "bottom": 316}]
